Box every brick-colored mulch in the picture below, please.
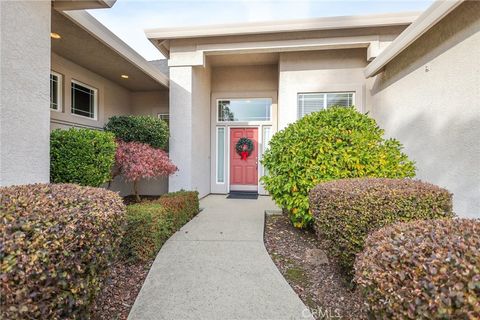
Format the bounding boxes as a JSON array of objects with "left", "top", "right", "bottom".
[
  {"left": 90, "top": 260, "right": 152, "bottom": 320},
  {"left": 264, "top": 214, "right": 367, "bottom": 320}
]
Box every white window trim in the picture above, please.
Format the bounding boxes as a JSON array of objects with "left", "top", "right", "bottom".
[
  {"left": 216, "top": 98, "right": 273, "bottom": 124},
  {"left": 50, "top": 71, "right": 63, "bottom": 112},
  {"left": 216, "top": 127, "right": 226, "bottom": 184},
  {"left": 157, "top": 113, "right": 169, "bottom": 123},
  {"left": 71, "top": 79, "right": 98, "bottom": 120},
  {"left": 297, "top": 92, "right": 355, "bottom": 119}
]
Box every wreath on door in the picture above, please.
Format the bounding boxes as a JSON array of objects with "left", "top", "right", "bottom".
[{"left": 236, "top": 137, "right": 254, "bottom": 160}]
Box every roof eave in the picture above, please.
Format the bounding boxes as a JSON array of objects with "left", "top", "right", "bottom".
[
  {"left": 365, "top": 0, "right": 464, "bottom": 78},
  {"left": 61, "top": 10, "right": 169, "bottom": 88},
  {"left": 145, "top": 11, "right": 419, "bottom": 42}
]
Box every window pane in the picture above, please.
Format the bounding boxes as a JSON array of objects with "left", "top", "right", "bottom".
[
  {"left": 71, "top": 82, "right": 95, "bottom": 118},
  {"left": 297, "top": 93, "right": 325, "bottom": 118},
  {"left": 217, "top": 127, "right": 225, "bottom": 183},
  {"left": 158, "top": 113, "right": 169, "bottom": 126},
  {"left": 218, "top": 99, "right": 271, "bottom": 122},
  {"left": 326, "top": 93, "right": 353, "bottom": 107},
  {"left": 297, "top": 92, "right": 354, "bottom": 119},
  {"left": 50, "top": 74, "right": 59, "bottom": 110}
]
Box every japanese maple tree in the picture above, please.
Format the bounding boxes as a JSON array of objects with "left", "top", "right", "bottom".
[{"left": 115, "top": 140, "right": 177, "bottom": 201}]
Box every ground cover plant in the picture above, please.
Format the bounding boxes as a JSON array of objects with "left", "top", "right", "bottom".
[
  {"left": 50, "top": 128, "right": 116, "bottom": 187},
  {"left": 355, "top": 218, "right": 480, "bottom": 319},
  {"left": 0, "top": 184, "right": 125, "bottom": 319},
  {"left": 261, "top": 107, "right": 415, "bottom": 228},
  {"left": 310, "top": 178, "right": 454, "bottom": 276}
]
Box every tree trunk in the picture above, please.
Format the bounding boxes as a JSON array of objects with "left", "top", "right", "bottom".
[{"left": 133, "top": 181, "right": 140, "bottom": 202}]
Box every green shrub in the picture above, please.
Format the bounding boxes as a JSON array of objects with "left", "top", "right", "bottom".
[
  {"left": 309, "top": 178, "right": 454, "bottom": 276},
  {"left": 0, "top": 184, "right": 125, "bottom": 319},
  {"left": 355, "top": 218, "right": 480, "bottom": 319},
  {"left": 104, "top": 115, "right": 169, "bottom": 149},
  {"left": 50, "top": 128, "right": 116, "bottom": 187},
  {"left": 261, "top": 107, "right": 416, "bottom": 228},
  {"left": 121, "top": 191, "right": 199, "bottom": 262}
]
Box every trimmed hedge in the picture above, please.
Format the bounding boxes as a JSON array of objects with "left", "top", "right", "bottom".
[
  {"left": 0, "top": 184, "right": 125, "bottom": 319},
  {"left": 355, "top": 219, "right": 480, "bottom": 319},
  {"left": 261, "top": 107, "right": 415, "bottom": 228},
  {"left": 310, "top": 178, "right": 454, "bottom": 275},
  {"left": 105, "top": 115, "right": 169, "bottom": 150},
  {"left": 50, "top": 128, "right": 116, "bottom": 187},
  {"left": 121, "top": 191, "right": 199, "bottom": 262}
]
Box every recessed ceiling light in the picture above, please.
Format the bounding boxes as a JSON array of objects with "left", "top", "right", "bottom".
[
  {"left": 121, "top": 74, "right": 129, "bottom": 79},
  {"left": 50, "top": 32, "right": 61, "bottom": 39}
]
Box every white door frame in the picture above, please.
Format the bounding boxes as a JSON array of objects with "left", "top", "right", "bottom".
[{"left": 210, "top": 91, "right": 278, "bottom": 195}]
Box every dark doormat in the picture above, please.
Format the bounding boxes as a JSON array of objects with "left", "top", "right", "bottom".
[{"left": 227, "top": 191, "right": 259, "bottom": 200}]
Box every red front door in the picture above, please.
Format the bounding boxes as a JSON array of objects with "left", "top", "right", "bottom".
[{"left": 230, "top": 128, "right": 258, "bottom": 191}]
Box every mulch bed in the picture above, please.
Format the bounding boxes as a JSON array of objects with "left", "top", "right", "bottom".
[
  {"left": 264, "top": 214, "right": 367, "bottom": 319},
  {"left": 90, "top": 260, "right": 152, "bottom": 320},
  {"left": 90, "top": 196, "right": 158, "bottom": 320}
]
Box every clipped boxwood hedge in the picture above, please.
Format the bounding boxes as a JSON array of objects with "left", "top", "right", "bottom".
[
  {"left": 104, "top": 115, "right": 169, "bottom": 150},
  {"left": 50, "top": 128, "right": 116, "bottom": 187},
  {"left": 261, "top": 107, "right": 415, "bottom": 228},
  {"left": 310, "top": 178, "right": 454, "bottom": 276},
  {"left": 121, "top": 191, "right": 199, "bottom": 262},
  {"left": 0, "top": 184, "right": 125, "bottom": 319},
  {"left": 355, "top": 218, "right": 480, "bottom": 319}
]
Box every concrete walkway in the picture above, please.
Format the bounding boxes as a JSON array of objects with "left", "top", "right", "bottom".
[{"left": 128, "top": 195, "right": 313, "bottom": 320}]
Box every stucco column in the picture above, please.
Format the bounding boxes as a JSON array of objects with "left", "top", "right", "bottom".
[
  {"left": 169, "top": 66, "right": 194, "bottom": 192},
  {"left": 168, "top": 65, "right": 211, "bottom": 197},
  {"left": 0, "top": 1, "right": 51, "bottom": 186}
]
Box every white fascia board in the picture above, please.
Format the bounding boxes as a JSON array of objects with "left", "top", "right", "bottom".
[
  {"left": 365, "top": 0, "right": 464, "bottom": 77},
  {"left": 62, "top": 10, "right": 169, "bottom": 88},
  {"left": 54, "top": 0, "right": 116, "bottom": 10},
  {"left": 145, "top": 12, "right": 419, "bottom": 40}
]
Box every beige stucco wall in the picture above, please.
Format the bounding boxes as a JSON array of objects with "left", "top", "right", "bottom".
[
  {"left": 211, "top": 64, "right": 278, "bottom": 93},
  {"left": 131, "top": 90, "right": 169, "bottom": 116},
  {"left": 369, "top": 2, "right": 480, "bottom": 217},
  {"left": 278, "top": 49, "right": 368, "bottom": 129},
  {"left": 50, "top": 52, "right": 132, "bottom": 130},
  {"left": 0, "top": 1, "right": 51, "bottom": 186}
]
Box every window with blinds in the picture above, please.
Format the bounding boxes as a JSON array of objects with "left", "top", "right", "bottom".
[{"left": 297, "top": 92, "right": 354, "bottom": 119}]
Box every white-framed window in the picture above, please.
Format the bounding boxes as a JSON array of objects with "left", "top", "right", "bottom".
[
  {"left": 217, "top": 98, "right": 271, "bottom": 122},
  {"left": 71, "top": 80, "right": 98, "bottom": 119},
  {"left": 157, "top": 113, "right": 169, "bottom": 126},
  {"left": 50, "top": 71, "right": 62, "bottom": 111},
  {"left": 216, "top": 127, "right": 226, "bottom": 183},
  {"left": 297, "top": 92, "right": 354, "bottom": 119}
]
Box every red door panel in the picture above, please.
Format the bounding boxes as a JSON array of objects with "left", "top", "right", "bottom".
[{"left": 230, "top": 128, "right": 258, "bottom": 190}]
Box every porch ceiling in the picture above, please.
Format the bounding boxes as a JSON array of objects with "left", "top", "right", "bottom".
[{"left": 51, "top": 9, "right": 167, "bottom": 91}]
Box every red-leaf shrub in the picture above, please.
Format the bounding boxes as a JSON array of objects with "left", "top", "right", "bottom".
[
  {"left": 0, "top": 184, "right": 125, "bottom": 319},
  {"left": 355, "top": 218, "right": 480, "bottom": 319},
  {"left": 309, "top": 178, "right": 453, "bottom": 276},
  {"left": 115, "top": 141, "right": 177, "bottom": 200}
]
